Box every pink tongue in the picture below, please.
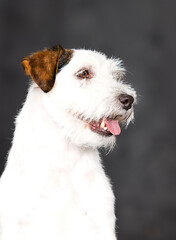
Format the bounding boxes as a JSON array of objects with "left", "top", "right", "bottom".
[{"left": 104, "top": 119, "right": 121, "bottom": 135}]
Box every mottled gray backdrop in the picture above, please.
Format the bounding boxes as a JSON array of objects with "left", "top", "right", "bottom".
[{"left": 0, "top": 0, "right": 176, "bottom": 239}]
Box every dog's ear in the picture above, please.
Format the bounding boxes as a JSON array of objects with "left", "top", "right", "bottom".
[{"left": 21, "top": 45, "right": 73, "bottom": 93}]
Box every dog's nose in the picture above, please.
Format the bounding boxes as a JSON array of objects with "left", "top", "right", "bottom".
[{"left": 119, "top": 94, "right": 134, "bottom": 110}]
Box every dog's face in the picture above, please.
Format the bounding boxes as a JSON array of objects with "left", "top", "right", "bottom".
[{"left": 22, "top": 46, "right": 136, "bottom": 149}]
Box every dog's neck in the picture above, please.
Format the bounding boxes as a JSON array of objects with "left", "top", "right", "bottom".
[{"left": 6, "top": 86, "right": 99, "bottom": 172}]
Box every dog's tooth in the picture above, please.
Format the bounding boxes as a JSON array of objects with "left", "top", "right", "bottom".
[
  {"left": 100, "top": 120, "right": 105, "bottom": 128},
  {"left": 104, "top": 126, "right": 108, "bottom": 130}
]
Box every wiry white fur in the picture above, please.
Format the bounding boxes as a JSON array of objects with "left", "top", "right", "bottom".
[{"left": 0, "top": 49, "right": 136, "bottom": 240}]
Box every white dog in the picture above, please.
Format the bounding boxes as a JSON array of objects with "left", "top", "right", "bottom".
[{"left": 0, "top": 45, "right": 136, "bottom": 240}]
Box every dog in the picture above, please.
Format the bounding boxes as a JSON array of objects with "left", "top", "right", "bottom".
[{"left": 0, "top": 45, "right": 136, "bottom": 240}]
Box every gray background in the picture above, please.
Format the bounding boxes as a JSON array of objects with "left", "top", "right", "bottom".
[{"left": 0, "top": 0, "right": 176, "bottom": 239}]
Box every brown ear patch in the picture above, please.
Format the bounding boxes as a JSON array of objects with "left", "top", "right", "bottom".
[{"left": 22, "top": 45, "right": 73, "bottom": 93}]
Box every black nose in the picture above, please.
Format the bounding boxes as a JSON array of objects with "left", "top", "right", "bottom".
[{"left": 119, "top": 94, "right": 134, "bottom": 110}]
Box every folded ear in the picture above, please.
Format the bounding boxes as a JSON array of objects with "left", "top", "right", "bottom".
[{"left": 21, "top": 45, "right": 73, "bottom": 93}]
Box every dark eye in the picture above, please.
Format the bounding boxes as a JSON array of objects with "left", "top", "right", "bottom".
[{"left": 76, "top": 69, "right": 89, "bottom": 79}]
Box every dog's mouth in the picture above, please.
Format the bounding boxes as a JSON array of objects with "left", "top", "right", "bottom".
[
  {"left": 88, "top": 118, "right": 121, "bottom": 137},
  {"left": 75, "top": 111, "right": 133, "bottom": 137}
]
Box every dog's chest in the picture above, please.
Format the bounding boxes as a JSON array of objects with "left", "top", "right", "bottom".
[
  {"left": 36, "top": 149, "right": 111, "bottom": 210},
  {"left": 7, "top": 148, "right": 112, "bottom": 213},
  {"left": 6, "top": 149, "right": 114, "bottom": 238}
]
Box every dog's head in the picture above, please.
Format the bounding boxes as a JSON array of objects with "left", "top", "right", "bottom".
[{"left": 22, "top": 45, "right": 136, "bottom": 149}]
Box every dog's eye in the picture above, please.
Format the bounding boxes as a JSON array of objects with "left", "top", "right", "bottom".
[{"left": 76, "top": 70, "right": 89, "bottom": 79}]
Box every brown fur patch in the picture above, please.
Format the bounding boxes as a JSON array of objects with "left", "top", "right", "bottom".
[{"left": 21, "top": 45, "right": 73, "bottom": 93}]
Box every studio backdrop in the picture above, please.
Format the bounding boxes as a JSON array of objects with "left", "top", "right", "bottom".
[{"left": 0, "top": 1, "right": 176, "bottom": 239}]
